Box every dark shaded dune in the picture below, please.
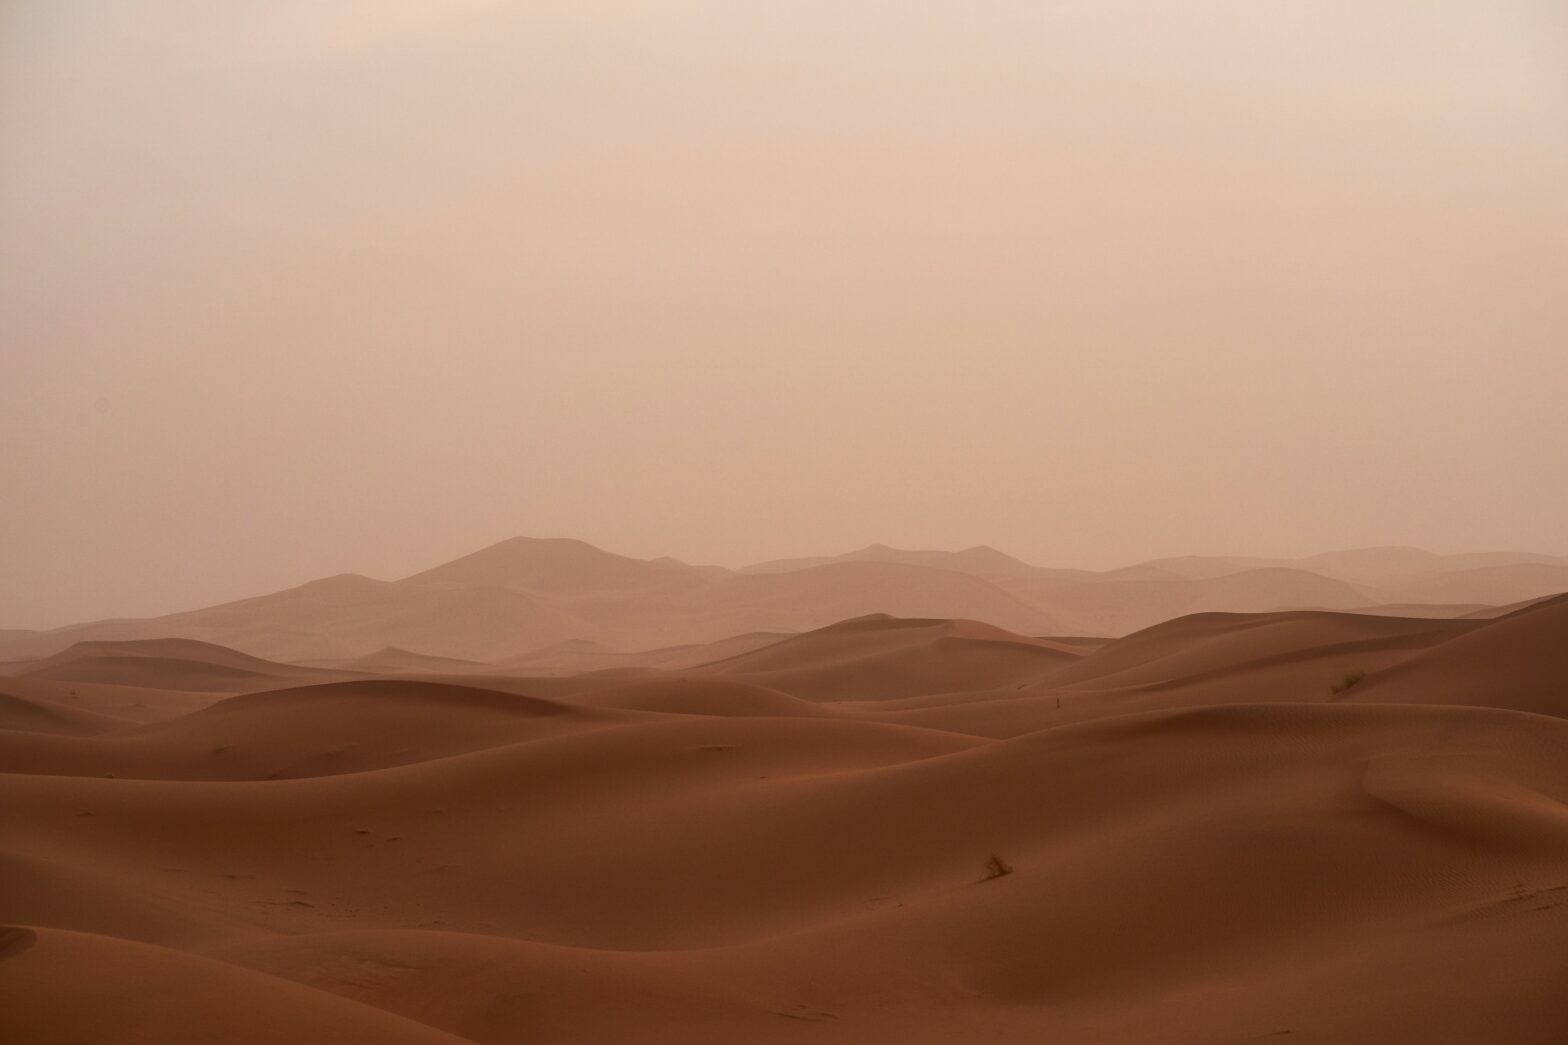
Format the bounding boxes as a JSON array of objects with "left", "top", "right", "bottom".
[
  {"left": 855, "top": 612, "right": 1467, "bottom": 734},
  {"left": 5, "top": 703, "right": 1563, "bottom": 955},
  {"left": 574, "top": 677, "right": 836, "bottom": 718},
  {"left": 693, "top": 616, "right": 1078, "bottom": 701},
  {"left": 20, "top": 655, "right": 286, "bottom": 692},
  {"left": 863, "top": 620, "right": 1444, "bottom": 732},
  {"left": 1351, "top": 601, "right": 1494, "bottom": 619},
  {"left": 693, "top": 614, "right": 941, "bottom": 671},
  {"left": 216, "top": 929, "right": 793, "bottom": 1045},
  {"left": 691, "top": 561, "right": 1060, "bottom": 637},
  {"left": 334, "top": 647, "right": 493, "bottom": 674},
  {"left": 865, "top": 639, "right": 1417, "bottom": 737},
  {"left": 1051, "top": 609, "right": 1474, "bottom": 690},
  {"left": 205, "top": 678, "right": 574, "bottom": 717},
  {"left": 0, "top": 716, "right": 980, "bottom": 950},
  {"left": 1008, "top": 566, "right": 1376, "bottom": 635},
  {"left": 0, "top": 675, "right": 225, "bottom": 726},
  {"left": 0, "top": 928, "right": 472, "bottom": 1045},
  {"left": 506, "top": 631, "right": 795, "bottom": 675},
  {"left": 16, "top": 638, "right": 324, "bottom": 676},
  {"left": 215, "top": 896, "right": 1568, "bottom": 1045},
  {"left": 0, "top": 848, "right": 238, "bottom": 949},
  {"left": 1345, "top": 593, "right": 1568, "bottom": 717},
  {"left": 697, "top": 704, "right": 1568, "bottom": 1024},
  {"left": 6, "top": 638, "right": 339, "bottom": 694},
  {"left": 0, "top": 689, "right": 122, "bottom": 736},
  {"left": 737, "top": 636, "right": 1069, "bottom": 702},
  {"left": 0, "top": 679, "right": 632, "bottom": 781}
]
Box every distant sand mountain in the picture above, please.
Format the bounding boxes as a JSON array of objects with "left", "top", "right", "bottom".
[
  {"left": 743, "top": 543, "right": 1046, "bottom": 578},
  {"left": 2, "top": 537, "right": 1564, "bottom": 664},
  {"left": 1141, "top": 545, "right": 1568, "bottom": 589},
  {"left": 402, "top": 536, "right": 717, "bottom": 594}
]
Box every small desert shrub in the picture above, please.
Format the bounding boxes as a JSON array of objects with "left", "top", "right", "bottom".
[
  {"left": 1329, "top": 670, "right": 1367, "bottom": 696},
  {"left": 981, "top": 854, "right": 1014, "bottom": 881}
]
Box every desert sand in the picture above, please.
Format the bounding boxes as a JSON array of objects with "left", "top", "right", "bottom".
[{"left": 2, "top": 545, "right": 1566, "bottom": 1043}]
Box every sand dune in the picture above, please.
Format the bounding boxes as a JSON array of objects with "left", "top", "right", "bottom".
[
  {"left": 0, "top": 687, "right": 123, "bottom": 736},
  {"left": 2, "top": 638, "right": 342, "bottom": 698},
  {"left": 3, "top": 593, "right": 1567, "bottom": 1042},
  {"left": 1378, "top": 562, "right": 1568, "bottom": 607},
  {"left": 693, "top": 614, "right": 1079, "bottom": 700},
  {"left": 328, "top": 647, "right": 495, "bottom": 674},
  {"left": 504, "top": 630, "right": 794, "bottom": 676},
  {"left": 688, "top": 561, "right": 1060, "bottom": 637},
  {"left": 9, "top": 637, "right": 318, "bottom": 674},
  {"left": 1343, "top": 593, "right": 1568, "bottom": 718},
  {"left": 0, "top": 928, "right": 471, "bottom": 1045},
  {"left": 10, "top": 536, "right": 1564, "bottom": 665}
]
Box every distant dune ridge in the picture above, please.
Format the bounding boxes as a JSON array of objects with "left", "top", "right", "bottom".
[
  {"left": 3, "top": 536, "right": 1566, "bottom": 667},
  {"left": 3, "top": 584, "right": 1568, "bottom": 1043}
]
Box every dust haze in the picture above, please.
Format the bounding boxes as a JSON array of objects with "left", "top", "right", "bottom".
[{"left": 3, "top": 1, "right": 1565, "bottom": 628}]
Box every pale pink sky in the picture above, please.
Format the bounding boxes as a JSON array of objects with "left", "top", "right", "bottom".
[{"left": 2, "top": 1, "right": 1566, "bottom": 628}]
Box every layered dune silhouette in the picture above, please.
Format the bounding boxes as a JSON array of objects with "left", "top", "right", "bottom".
[
  {"left": 4, "top": 536, "right": 1566, "bottom": 667},
  {"left": 3, "top": 552, "right": 1567, "bottom": 1043}
]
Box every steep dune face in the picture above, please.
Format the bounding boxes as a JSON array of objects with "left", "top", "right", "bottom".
[
  {"left": 2, "top": 603, "right": 1567, "bottom": 1043},
  {"left": 1344, "top": 594, "right": 1568, "bottom": 718}
]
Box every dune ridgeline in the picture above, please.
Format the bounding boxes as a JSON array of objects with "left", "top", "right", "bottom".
[{"left": 2, "top": 540, "right": 1567, "bottom": 1043}]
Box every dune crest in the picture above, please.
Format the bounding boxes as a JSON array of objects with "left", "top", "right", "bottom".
[{"left": 3, "top": 597, "right": 1567, "bottom": 1042}]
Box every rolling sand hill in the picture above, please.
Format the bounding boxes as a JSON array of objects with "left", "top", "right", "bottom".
[
  {"left": 3, "top": 638, "right": 339, "bottom": 692},
  {"left": 3, "top": 591, "right": 1568, "bottom": 1043}
]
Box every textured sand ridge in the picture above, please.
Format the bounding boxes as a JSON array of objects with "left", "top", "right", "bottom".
[{"left": 2, "top": 588, "right": 1567, "bottom": 1042}]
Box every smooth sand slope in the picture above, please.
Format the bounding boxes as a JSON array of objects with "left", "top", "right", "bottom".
[{"left": 3, "top": 597, "right": 1567, "bottom": 1043}]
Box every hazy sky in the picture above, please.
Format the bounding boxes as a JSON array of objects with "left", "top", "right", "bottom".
[{"left": 3, "top": 1, "right": 1566, "bottom": 628}]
